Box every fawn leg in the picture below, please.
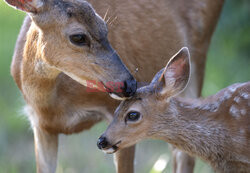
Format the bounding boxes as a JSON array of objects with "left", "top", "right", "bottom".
[
  {"left": 113, "top": 145, "right": 135, "bottom": 173},
  {"left": 33, "top": 126, "right": 59, "bottom": 173}
]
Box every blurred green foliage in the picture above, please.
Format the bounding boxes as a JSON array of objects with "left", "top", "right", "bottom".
[
  {"left": 0, "top": 0, "right": 249, "bottom": 173},
  {"left": 202, "top": 0, "right": 250, "bottom": 96}
]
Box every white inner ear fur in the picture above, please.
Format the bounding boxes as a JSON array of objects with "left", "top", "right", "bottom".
[
  {"left": 160, "top": 69, "right": 176, "bottom": 95},
  {"left": 159, "top": 47, "right": 191, "bottom": 97}
]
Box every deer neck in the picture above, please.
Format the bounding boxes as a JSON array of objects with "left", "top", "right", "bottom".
[
  {"left": 21, "top": 23, "right": 60, "bottom": 107},
  {"left": 152, "top": 96, "right": 232, "bottom": 165}
]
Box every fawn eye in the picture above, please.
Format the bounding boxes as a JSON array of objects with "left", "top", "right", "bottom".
[
  {"left": 69, "top": 34, "right": 90, "bottom": 46},
  {"left": 126, "top": 111, "right": 140, "bottom": 122}
]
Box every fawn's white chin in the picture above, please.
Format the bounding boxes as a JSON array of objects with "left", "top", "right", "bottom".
[{"left": 102, "top": 147, "right": 117, "bottom": 154}]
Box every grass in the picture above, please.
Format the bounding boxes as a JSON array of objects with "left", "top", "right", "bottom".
[{"left": 0, "top": 0, "right": 249, "bottom": 173}]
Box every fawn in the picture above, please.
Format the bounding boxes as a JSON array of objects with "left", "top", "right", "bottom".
[
  {"left": 98, "top": 47, "right": 250, "bottom": 173},
  {"left": 4, "top": 0, "right": 224, "bottom": 171}
]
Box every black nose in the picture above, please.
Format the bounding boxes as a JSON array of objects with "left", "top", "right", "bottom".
[
  {"left": 123, "top": 77, "right": 137, "bottom": 97},
  {"left": 97, "top": 136, "right": 109, "bottom": 149}
]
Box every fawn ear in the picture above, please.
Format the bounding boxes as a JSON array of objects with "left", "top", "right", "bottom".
[
  {"left": 4, "top": 0, "right": 44, "bottom": 13},
  {"left": 154, "top": 47, "right": 191, "bottom": 97}
]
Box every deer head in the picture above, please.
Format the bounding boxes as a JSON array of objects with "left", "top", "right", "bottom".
[
  {"left": 97, "top": 47, "right": 191, "bottom": 153},
  {"left": 5, "top": 0, "right": 136, "bottom": 98}
]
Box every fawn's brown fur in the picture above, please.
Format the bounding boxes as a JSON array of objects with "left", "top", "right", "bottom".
[
  {"left": 5, "top": 0, "right": 224, "bottom": 172},
  {"left": 100, "top": 47, "right": 250, "bottom": 173}
]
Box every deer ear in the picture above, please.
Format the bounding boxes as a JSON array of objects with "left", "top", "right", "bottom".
[
  {"left": 4, "top": 0, "right": 44, "bottom": 13},
  {"left": 154, "top": 47, "right": 191, "bottom": 97}
]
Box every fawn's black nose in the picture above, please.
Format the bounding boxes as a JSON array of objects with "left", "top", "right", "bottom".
[
  {"left": 97, "top": 136, "right": 109, "bottom": 149},
  {"left": 123, "top": 76, "right": 137, "bottom": 97}
]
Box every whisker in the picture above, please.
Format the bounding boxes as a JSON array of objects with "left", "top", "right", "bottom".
[
  {"left": 109, "top": 16, "right": 117, "bottom": 26},
  {"left": 103, "top": 7, "right": 109, "bottom": 21},
  {"left": 106, "top": 16, "right": 112, "bottom": 24}
]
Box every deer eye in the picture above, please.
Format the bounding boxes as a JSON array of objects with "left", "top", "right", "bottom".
[
  {"left": 126, "top": 111, "right": 140, "bottom": 122},
  {"left": 69, "top": 34, "right": 90, "bottom": 46}
]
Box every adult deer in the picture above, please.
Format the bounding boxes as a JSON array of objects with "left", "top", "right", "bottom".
[
  {"left": 98, "top": 47, "right": 250, "bottom": 173},
  {"left": 5, "top": 0, "right": 224, "bottom": 172}
]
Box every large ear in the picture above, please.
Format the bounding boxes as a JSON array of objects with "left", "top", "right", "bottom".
[
  {"left": 4, "top": 0, "right": 44, "bottom": 13},
  {"left": 153, "top": 47, "right": 191, "bottom": 97}
]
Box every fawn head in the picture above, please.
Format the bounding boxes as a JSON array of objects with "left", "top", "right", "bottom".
[
  {"left": 97, "top": 47, "right": 191, "bottom": 153},
  {"left": 5, "top": 0, "right": 136, "bottom": 98}
]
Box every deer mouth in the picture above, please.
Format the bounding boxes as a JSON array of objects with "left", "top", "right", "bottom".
[
  {"left": 101, "top": 82, "right": 128, "bottom": 100},
  {"left": 102, "top": 140, "right": 121, "bottom": 154},
  {"left": 104, "top": 79, "right": 136, "bottom": 100},
  {"left": 109, "top": 93, "right": 128, "bottom": 100}
]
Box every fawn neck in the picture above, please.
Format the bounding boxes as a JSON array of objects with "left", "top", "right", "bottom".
[
  {"left": 154, "top": 97, "right": 229, "bottom": 155},
  {"left": 152, "top": 87, "right": 247, "bottom": 166},
  {"left": 151, "top": 83, "right": 250, "bottom": 170}
]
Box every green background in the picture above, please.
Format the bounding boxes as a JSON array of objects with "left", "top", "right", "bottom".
[{"left": 0, "top": 0, "right": 249, "bottom": 172}]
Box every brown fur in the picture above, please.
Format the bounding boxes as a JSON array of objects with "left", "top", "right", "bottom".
[
  {"left": 101, "top": 48, "right": 250, "bottom": 173},
  {"left": 6, "top": 0, "right": 224, "bottom": 172}
]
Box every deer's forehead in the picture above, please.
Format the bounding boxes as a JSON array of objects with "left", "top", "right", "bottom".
[
  {"left": 52, "top": 0, "right": 107, "bottom": 40},
  {"left": 115, "top": 98, "right": 140, "bottom": 113}
]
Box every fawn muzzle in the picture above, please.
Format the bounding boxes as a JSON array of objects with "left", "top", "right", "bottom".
[
  {"left": 97, "top": 135, "right": 121, "bottom": 154},
  {"left": 97, "top": 136, "right": 109, "bottom": 149}
]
